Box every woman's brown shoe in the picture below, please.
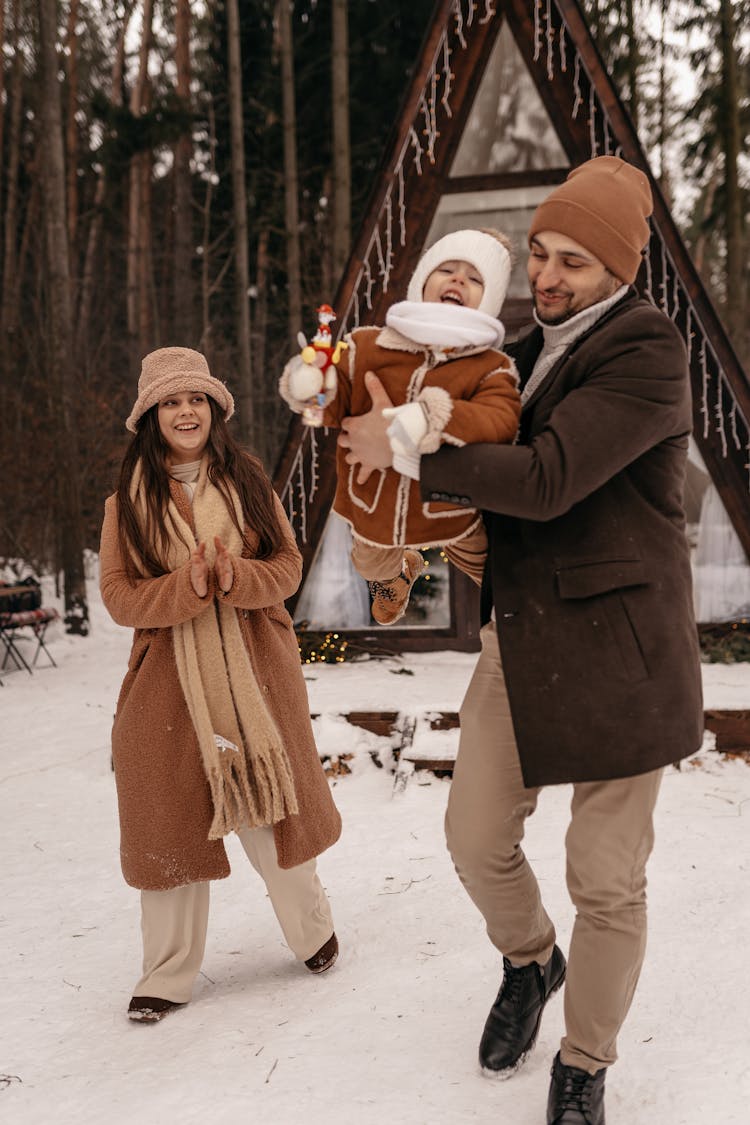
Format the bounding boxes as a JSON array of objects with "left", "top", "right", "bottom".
[
  {"left": 304, "top": 932, "right": 339, "bottom": 974},
  {"left": 127, "top": 995, "right": 184, "bottom": 1022}
]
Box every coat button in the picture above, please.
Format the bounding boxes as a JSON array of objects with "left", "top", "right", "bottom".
[{"left": 263, "top": 684, "right": 269, "bottom": 693}]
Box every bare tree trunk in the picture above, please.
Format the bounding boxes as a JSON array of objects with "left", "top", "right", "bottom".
[
  {"left": 693, "top": 166, "right": 721, "bottom": 274},
  {"left": 655, "top": 0, "right": 672, "bottom": 205},
  {"left": 623, "top": 0, "right": 639, "bottom": 130},
  {"left": 254, "top": 225, "right": 272, "bottom": 463},
  {"left": 37, "top": 0, "right": 88, "bottom": 633},
  {"left": 718, "top": 0, "right": 744, "bottom": 337},
  {"left": 278, "top": 0, "right": 301, "bottom": 343},
  {"left": 198, "top": 99, "right": 234, "bottom": 370},
  {"left": 173, "top": 0, "right": 194, "bottom": 342},
  {"left": 0, "top": 0, "right": 6, "bottom": 229},
  {"left": 318, "top": 169, "right": 333, "bottom": 298},
  {"left": 200, "top": 96, "right": 217, "bottom": 362},
  {"left": 226, "top": 0, "right": 253, "bottom": 444},
  {"left": 126, "top": 0, "right": 154, "bottom": 365},
  {"left": 255, "top": 227, "right": 269, "bottom": 384},
  {"left": 77, "top": 5, "right": 133, "bottom": 355},
  {"left": 138, "top": 144, "right": 155, "bottom": 349},
  {"left": 1, "top": 0, "right": 23, "bottom": 339},
  {"left": 64, "top": 0, "right": 80, "bottom": 256},
  {"left": 331, "top": 0, "right": 351, "bottom": 285}
]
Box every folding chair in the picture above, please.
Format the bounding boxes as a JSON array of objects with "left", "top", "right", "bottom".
[{"left": 0, "top": 607, "right": 59, "bottom": 673}]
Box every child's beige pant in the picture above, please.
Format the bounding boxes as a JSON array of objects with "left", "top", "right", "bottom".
[
  {"left": 445, "top": 621, "right": 663, "bottom": 1074},
  {"left": 133, "top": 826, "right": 334, "bottom": 1003},
  {"left": 351, "top": 522, "right": 487, "bottom": 586}
]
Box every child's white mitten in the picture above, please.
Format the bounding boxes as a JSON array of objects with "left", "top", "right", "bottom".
[{"left": 382, "top": 401, "right": 429, "bottom": 454}]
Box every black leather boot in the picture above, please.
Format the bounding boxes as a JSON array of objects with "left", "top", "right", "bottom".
[
  {"left": 547, "top": 1051, "right": 606, "bottom": 1124},
  {"left": 478, "top": 944, "right": 566, "bottom": 1076}
]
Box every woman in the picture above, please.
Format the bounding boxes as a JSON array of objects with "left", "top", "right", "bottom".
[{"left": 100, "top": 346, "right": 341, "bottom": 1022}]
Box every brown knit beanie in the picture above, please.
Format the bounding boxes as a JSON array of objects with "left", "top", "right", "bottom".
[
  {"left": 528, "top": 156, "right": 653, "bottom": 283},
  {"left": 125, "top": 347, "right": 235, "bottom": 433}
]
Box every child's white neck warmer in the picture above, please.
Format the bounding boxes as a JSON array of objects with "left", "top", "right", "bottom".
[{"left": 385, "top": 300, "right": 506, "bottom": 351}]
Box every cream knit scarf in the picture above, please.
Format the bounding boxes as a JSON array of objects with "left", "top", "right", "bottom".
[{"left": 130, "top": 458, "right": 298, "bottom": 839}]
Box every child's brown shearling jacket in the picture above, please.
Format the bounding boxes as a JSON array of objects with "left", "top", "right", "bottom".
[{"left": 282, "top": 325, "right": 520, "bottom": 549}]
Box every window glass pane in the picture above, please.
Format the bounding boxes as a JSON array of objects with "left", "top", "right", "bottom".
[
  {"left": 451, "top": 22, "right": 567, "bottom": 176},
  {"left": 293, "top": 516, "right": 451, "bottom": 631}
]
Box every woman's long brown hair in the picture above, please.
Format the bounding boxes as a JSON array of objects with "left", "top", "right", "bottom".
[{"left": 116, "top": 397, "right": 285, "bottom": 581}]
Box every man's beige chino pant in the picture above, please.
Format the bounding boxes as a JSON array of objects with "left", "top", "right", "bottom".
[{"left": 445, "top": 620, "right": 663, "bottom": 1073}]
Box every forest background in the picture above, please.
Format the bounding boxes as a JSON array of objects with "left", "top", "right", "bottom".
[{"left": 0, "top": 0, "right": 747, "bottom": 631}]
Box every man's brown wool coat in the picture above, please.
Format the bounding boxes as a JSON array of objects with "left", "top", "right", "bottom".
[
  {"left": 422, "top": 291, "right": 704, "bottom": 786},
  {"left": 100, "top": 490, "right": 341, "bottom": 891}
]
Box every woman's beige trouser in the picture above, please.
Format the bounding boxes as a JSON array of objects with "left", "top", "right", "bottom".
[
  {"left": 133, "top": 826, "right": 334, "bottom": 1003},
  {"left": 445, "top": 621, "right": 663, "bottom": 1073},
  {"left": 351, "top": 523, "right": 487, "bottom": 586}
]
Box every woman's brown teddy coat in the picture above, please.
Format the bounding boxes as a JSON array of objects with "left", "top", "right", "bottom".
[{"left": 99, "top": 487, "right": 341, "bottom": 891}]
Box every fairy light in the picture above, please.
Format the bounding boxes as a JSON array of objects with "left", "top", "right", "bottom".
[{"left": 297, "top": 629, "right": 350, "bottom": 665}]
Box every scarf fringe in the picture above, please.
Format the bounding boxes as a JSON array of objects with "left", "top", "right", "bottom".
[{"left": 206, "top": 737, "right": 299, "bottom": 840}]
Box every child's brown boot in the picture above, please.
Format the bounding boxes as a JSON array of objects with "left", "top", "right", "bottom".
[{"left": 369, "top": 550, "right": 425, "bottom": 625}]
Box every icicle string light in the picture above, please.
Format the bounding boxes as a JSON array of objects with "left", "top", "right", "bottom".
[
  {"left": 572, "top": 55, "right": 582, "bottom": 117},
  {"left": 659, "top": 240, "right": 669, "bottom": 312},
  {"left": 308, "top": 428, "right": 319, "bottom": 504},
  {"left": 454, "top": 0, "right": 466, "bottom": 48},
  {"left": 383, "top": 193, "right": 394, "bottom": 287},
  {"left": 716, "top": 375, "right": 728, "bottom": 458},
  {"left": 534, "top": 0, "right": 542, "bottom": 61},
  {"left": 730, "top": 403, "right": 741, "bottom": 451},
  {"left": 441, "top": 39, "right": 454, "bottom": 117},
  {"left": 546, "top": 0, "right": 555, "bottom": 79},
  {"left": 409, "top": 125, "right": 423, "bottom": 174},
  {"left": 701, "top": 339, "right": 710, "bottom": 440},
  {"left": 363, "top": 257, "right": 374, "bottom": 310},
  {"left": 424, "top": 70, "right": 440, "bottom": 162},
  {"left": 686, "top": 307, "right": 693, "bottom": 364},
  {"left": 374, "top": 228, "right": 387, "bottom": 288},
  {"left": 671, "top": 267, "right": 681, "bottom": 323},
  {"left": 588, "top": 84, "right": 597, "bottom": 155}
]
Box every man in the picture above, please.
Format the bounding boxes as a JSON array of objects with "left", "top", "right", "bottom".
[{"left": 338, "top": 156, "right": 703, "bottom": 1124}]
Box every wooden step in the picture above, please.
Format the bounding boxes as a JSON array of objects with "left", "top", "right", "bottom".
[{"left": 310, "top": 708, "right": 750, "bottom": 773}]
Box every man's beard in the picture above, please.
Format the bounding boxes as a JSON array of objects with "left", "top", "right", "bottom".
[
  {"left": 536, "top": 306, "right": 574, "bottom": 325},
  {"left": 533, "top": 293, "right": 576, "bottom": 325}
]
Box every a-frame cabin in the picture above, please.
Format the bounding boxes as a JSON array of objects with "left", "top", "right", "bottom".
[{"left": 274, "top": 0, "right": 750, "bottom": 653}]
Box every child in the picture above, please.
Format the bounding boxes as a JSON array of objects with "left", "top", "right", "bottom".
[
  {"left": 280, "top": 228, "right": 521, "bottom": 624},
  {"left": 99, "top": 346, "right": 342, "bottom": 1021}
]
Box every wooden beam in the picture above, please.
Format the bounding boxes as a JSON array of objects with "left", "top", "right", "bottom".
[{"left": 442, "top": 167, "right": 570, "bottom": 194}]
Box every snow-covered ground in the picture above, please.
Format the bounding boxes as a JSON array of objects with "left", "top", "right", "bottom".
[{"left": 1, "top": 577, "right": 749, "bottom": 1124}]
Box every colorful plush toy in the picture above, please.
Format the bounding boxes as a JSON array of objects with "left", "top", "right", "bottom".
[{"left": 293, "top": 304, "right": 348, "bottom": 426}]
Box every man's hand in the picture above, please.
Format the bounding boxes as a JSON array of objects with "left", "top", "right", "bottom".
[{"left": 338, "top": 371, "right": 395, "bottom": 485}]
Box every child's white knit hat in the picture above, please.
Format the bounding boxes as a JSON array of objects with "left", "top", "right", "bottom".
[{"left": 406, "top": 229, "right": 512, "bottom": 317}]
